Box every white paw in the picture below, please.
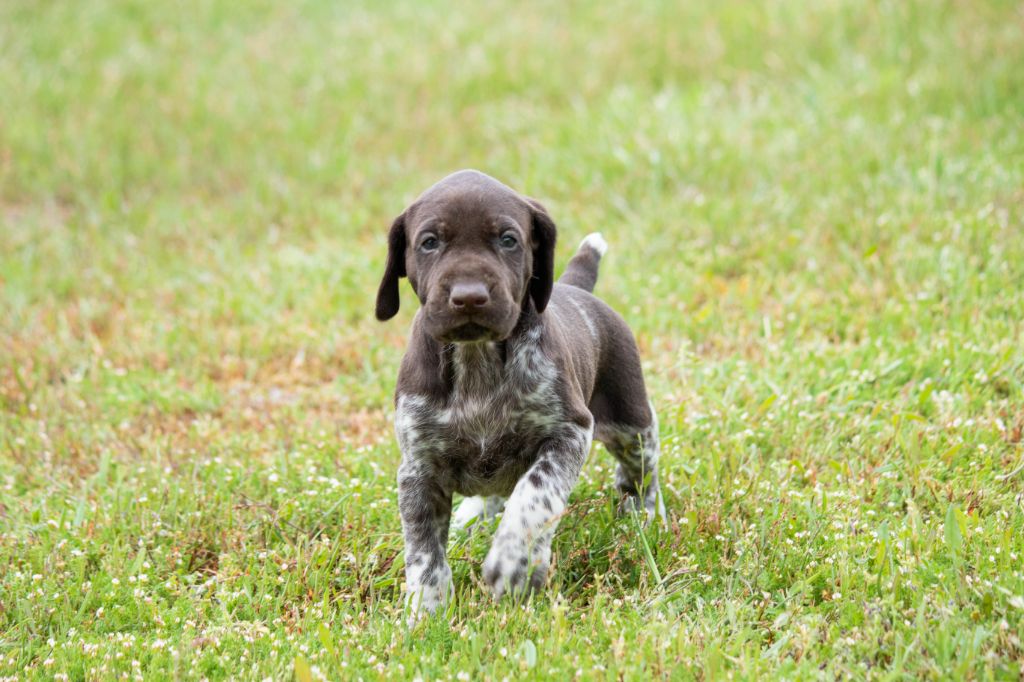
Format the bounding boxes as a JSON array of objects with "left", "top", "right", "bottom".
[{"left": 451, "top": 496, "right": 505, "bottom": 531}]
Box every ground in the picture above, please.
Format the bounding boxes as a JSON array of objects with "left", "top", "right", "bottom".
[{"left": 1, "top": 0, "right": 1023, "bottom": 679}]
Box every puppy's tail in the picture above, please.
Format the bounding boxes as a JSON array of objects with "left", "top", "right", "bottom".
[{"left": 558, "top": 233, "right": 607, "bottom": 293}]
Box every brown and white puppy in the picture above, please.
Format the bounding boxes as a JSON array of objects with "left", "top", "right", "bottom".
[{"left": 376, "top": 170, "right": 663, "bottom": 620}]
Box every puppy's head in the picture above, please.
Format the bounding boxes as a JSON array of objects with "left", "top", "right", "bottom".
[{"left": 375, "top": 170, "right": 556, "bottom": 343}]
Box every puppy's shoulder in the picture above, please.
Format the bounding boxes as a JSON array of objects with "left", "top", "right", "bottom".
[{"left": 395, "top": 313, "right": 450, "bottom": 403}]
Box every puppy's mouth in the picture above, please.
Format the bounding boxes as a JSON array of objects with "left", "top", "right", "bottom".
[{"left": 438, "top": 321, "right": 498, "bottom": 343}]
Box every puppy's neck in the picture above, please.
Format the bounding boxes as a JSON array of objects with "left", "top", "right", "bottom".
[
  {"left": 446, "top": 309, "right": 543, "bottom": 401},
  {"left": 450, "top": 341, "right": 504, "bottom": 400}
]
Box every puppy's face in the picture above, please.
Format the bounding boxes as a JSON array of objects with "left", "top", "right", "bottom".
[
  {"left": 375, "top": 171, "right": 556, "bottom": 343},
  {"left": 405, "top": 193, "right": 532, "bottom": 343}
]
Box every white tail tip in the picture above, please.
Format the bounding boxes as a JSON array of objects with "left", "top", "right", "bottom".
[{"left": 581, "top": 232, "right": 608, "bottom": 257}]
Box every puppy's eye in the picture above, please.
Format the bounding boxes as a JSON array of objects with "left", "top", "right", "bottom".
[
  {"left": 499, "top": 233, "right": 518, "bottom": 249},
  {"left": 419, "top": 236, "right": 440, "bottom": 252}
]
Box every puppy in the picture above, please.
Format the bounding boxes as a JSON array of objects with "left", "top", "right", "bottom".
[{"left": 376, "top": 170, "right": 663, "bottom": 619}]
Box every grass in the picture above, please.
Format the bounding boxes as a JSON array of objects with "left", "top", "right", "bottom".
[{"left": 1, "top": 0, "right": 1023, "bottom": 678}]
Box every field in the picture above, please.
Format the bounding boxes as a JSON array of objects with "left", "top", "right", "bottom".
[{"left": 2, "top": 0, "right": 1023, "bottom": 679}]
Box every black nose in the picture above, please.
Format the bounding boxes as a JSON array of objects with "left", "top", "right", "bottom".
[{"left": 449, "top": 282, "right": 490, "bottom": 311}]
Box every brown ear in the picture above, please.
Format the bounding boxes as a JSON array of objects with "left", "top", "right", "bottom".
[
  {"left": 526, "top": 198, "right": 557, "bottom": 313},
  {"left": 375, "top": 214, "right": 407, "bottom": 321}
]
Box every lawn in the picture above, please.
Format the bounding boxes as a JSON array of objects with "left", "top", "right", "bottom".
[{"left": 1, "top": 0, "right": 1023, "bottom": 679}]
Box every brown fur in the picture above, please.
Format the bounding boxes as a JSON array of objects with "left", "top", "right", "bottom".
[{"left": 376, "top": 170, "right": 662, "bottom": 616}]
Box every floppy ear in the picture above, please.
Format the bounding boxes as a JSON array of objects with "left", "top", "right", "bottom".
[
  {"left": 526, "top": 198, "right": 557, "bottom": 313},
  {"left": 375, "top": 214, "right": 407, "bottom": 321}
]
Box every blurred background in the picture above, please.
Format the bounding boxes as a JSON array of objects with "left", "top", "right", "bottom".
[
  {"left": 4, "top": 1, "right": 1020, "bottom": 406},
  {"left": 1, "top": 1, "right": 1023, "bottom": 677}
]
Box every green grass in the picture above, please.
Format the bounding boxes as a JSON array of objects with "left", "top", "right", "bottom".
[{"left": 2, "top": 0, "right": 1023, "bottom": 678}]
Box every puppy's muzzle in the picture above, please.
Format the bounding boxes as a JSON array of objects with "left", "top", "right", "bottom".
[
  {"left": 433, "top": 279, "right": 505, "bottom": 342},
  {"left": 448, "top": 281, "right": 491, "bottom": 312}
]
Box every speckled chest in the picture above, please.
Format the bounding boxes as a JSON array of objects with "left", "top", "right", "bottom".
[{"left": 395, "top": 336, "right": 563, "bottom": 496}]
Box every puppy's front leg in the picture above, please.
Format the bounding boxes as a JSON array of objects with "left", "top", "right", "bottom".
[
  {"left": 482, "top": 424, "right": 592, "bottom": 599},
  {"left": 397, "top": 459, "right": 452, "bottom": 621}
]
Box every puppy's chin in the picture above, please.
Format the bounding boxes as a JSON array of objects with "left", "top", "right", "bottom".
[
  {"left": 426, "top": 316, "right": 517, "bottom": 344},
  {"left": 437, "top": 322, "right": 499, "bottom": 344}
]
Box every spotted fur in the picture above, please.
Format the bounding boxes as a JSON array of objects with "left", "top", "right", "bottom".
[{"left": 377, "top": 171, "right": 662, "bottom": 622}]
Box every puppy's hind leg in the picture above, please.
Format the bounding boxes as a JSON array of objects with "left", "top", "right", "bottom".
[{"left": 597, "top": 407, "right": 665, "bottom": 522}]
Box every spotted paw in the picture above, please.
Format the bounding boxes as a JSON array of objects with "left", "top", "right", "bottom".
[
  {"left": 482, "top": 536, "right": 548, "bottom": 600},
  {"left": 404, "top": 563, "right": 451, "bottom": 625}
]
